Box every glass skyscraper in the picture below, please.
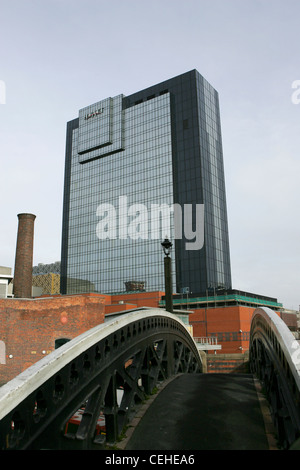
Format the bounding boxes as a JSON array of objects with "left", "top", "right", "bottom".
[{"left": 61, "top": 70, "right": 232, "bottom": 295}]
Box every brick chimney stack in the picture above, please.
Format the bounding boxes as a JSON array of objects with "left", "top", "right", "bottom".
[{"left": 13, "top": 213, "right": 36, "bottom": 298}]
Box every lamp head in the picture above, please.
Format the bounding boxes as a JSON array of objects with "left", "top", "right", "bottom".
[{"left": 161, "top": 237, "right": 172, "bottom": 256}]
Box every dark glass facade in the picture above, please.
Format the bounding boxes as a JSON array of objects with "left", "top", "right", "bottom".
[{"left": 61, "top": 70, "right": 232, "bottom": 295}]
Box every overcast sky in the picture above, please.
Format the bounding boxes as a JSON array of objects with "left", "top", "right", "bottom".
[{"left": 0, "top": 0, "right": 299, "bottom": 309}]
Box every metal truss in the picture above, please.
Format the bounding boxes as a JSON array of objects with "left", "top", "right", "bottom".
[
  {"left": 249, "top": 307, "right": 300, "bottom": 449},
  {"left": 0, "top": 309, "right": 202, "bottom": 450}
]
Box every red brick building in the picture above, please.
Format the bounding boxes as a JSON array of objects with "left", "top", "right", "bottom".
[
  {"left": 189, "top": 305, "right": 255, "bottom": 354},
  {"left": 0, "top": 294, "right": 105, "bottom": 384},
  {"left": 0, "top": 288, "right": 293, "bottom": 384}
]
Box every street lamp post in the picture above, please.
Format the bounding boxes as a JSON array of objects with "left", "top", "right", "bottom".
[{"left": 161, "top": 237, "right": 173, "bottom": 313}]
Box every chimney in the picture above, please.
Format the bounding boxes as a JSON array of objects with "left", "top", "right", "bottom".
[{"left": 13, "top": 213, "right": 36, "bottom": 298}]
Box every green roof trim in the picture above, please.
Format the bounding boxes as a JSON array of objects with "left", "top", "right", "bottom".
[{"left": 159, "top": 294, "right": 282, "bottom": 308}]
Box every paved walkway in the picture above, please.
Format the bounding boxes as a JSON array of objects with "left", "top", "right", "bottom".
[{"left": 123, "top": 373, "right": 277, "bottom": 451}]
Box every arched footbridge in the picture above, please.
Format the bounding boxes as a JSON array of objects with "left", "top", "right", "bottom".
[{"left": 1, "top": 307, "right": 300, "bottom": 450}]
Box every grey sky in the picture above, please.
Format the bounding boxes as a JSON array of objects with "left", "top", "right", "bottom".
[{"left": 0, "top": 0, "right": 299, "bottom": 309}]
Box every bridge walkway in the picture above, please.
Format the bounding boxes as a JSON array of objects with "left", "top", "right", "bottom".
[{"left": 122, "top": 373, "right": 278, "bottom": 451}]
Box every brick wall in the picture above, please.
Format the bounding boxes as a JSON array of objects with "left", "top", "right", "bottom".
[
  {"left": 189, "top": 305, "right": 286, "bottom": 355},
  {"left": 280, "top": 311, "right": 297, "bottom": 330},
  {"left": 0, "top": 293, "right": 106, "bottom": 385},
  {"left": 189, "top": 305, "right": 253, "bottom": 354},
  {"left": 206, "top": 353, "right": 250, "bottom": 373},
  {"left": 110, "top": 291, "right": 164, "bottom": 308}
]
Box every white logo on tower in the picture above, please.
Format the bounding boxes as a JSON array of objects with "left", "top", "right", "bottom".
[{"left": 0, "top": 80, "right": 6, "bottom": 104}]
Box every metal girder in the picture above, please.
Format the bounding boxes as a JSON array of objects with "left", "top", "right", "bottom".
[
  {"left": 0, "top": 309, "right": 202, "bottom": 450},
  {"left": 249, "top": 307, "right": 300, "bottom": 449}
]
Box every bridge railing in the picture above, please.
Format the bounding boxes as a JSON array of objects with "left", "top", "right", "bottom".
[
  {"left": 249, "top": 307, "right": 300, "bottom": 449},
  {"left": 194, "top": 337, "right": 218, "bottom": 345},
  {"left": 193, "top": 337, "right": 222, "bottom": 351},
  {"left": 0, "top": 309, "right": 202, "bottom": 450}
]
